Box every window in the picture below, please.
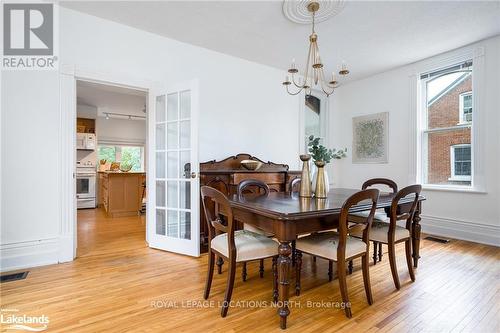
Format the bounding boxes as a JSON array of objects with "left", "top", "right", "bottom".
[
  {"left": 450, "top": 144, "right": 471, "bottom": 181},
  {"left": 98, "top": 145, "right": 144, "bottom": 171},
  {"left": 419, "top": 60, "right": 473, "bottom": 187},
  {"left": 459, "top": 92, "right": 472, "bottom": 123},
  {"left": 98, "top": 146, "right": 116, "bottom": 163}
]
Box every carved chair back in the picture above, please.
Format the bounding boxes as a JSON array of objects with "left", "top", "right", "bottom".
[
  {"left": 362, "top": 178, "right": 398, "bottom": 194},
  {"left": 200, "top": 186, "right": 236, "bottom": 258},
  {"left": 237, "top": 179, "right": 270, "bottom": 198},
  {"left": 388, "top": 184, "right": 422, "bottom": 241},
  {"left": 289, "top": 178, "right": 301, "bottom": 194},
  {"left": 339, "top": 189, "right": 379, "bottom": 259}
]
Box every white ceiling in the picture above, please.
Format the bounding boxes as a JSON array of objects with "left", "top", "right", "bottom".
[
  {"left": 76, "top": 80, "right": 147, "bottom": 119},
  {"left": 61, "top": 1, "right": 500, "bottom": 82}
]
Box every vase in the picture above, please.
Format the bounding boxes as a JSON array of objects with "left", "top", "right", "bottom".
[
  {"left": 299, "top": 154, "right": 312, "bottom": 197},
  {"left": 311, "top": 163, "right": 329, "bottom": 194},
  {"left": 314, "top": 161, "right": 328, "bottom": 198}
]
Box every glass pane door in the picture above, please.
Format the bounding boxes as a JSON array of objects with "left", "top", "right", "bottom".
[{"left": 149, "top": 81, "right": 199, "bottom": 256}]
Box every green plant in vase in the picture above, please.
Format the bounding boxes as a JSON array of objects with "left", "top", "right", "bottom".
[{"left": 307, "top": 135, "right": 347, "bottom": 198}]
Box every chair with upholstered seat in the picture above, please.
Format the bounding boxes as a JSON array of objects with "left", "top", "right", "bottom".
[
  {"left": 201, "top": 186, "right": 278, "bottom": 317},
  {"left": 295, "top": 189, "right": 379, "bottom": 318},
  {"left": 350, "top": 184, "right": 421, "bottom": 290},
  {"left": 237, "top": 179, "right": 274, "bottom": 237},
  {"left": 237, "top": 179, "right": 275, "bottom": 281},
  {"left": 348, "top": 178, "right": 398, "bottom": 265}
]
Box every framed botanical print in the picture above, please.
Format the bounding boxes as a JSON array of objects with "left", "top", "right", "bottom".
[{"left": 352, "top": 112, "right": 389, "bottom": 163}]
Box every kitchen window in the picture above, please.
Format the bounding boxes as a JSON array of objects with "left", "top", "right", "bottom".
[{"left": 98, "top": 145, "right": 144, "bottom": 171}]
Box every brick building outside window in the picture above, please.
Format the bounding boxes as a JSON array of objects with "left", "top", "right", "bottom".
[{"left": 423, "top": 64, "right": 472, "bottom": 186}]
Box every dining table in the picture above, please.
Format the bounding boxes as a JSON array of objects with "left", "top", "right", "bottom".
[{"left": 228, "top": 188, "right": 425, "bottom": 329}]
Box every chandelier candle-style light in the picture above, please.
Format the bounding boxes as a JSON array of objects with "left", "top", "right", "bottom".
[{"left": 283, "top": 1, "right": 349, "bottom": 97}]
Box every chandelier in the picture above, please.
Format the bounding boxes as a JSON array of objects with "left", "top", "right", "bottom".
[{"left": 282, "top": 1, "right": 349, "bottom": 97}]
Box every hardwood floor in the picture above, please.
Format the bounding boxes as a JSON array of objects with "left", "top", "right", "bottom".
[
  {"left": 1, "top": 209, "right": 499, "bottom": 332},
  {"left": 76, "top": 208, "right": 145, "bottom": 257}
]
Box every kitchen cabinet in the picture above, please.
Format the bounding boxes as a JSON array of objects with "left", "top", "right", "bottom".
[{"left": 99, "top": 171, "right": 145, "bottom": 217}]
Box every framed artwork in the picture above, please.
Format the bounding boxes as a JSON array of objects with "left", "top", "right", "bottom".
[{"left": 352, "top": 112, "right": 389, "bottom": 163}]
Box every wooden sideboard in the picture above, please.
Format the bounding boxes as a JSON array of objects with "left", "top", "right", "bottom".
[{"left": 199, "top": 153, "right": 300, "bottom": 252}]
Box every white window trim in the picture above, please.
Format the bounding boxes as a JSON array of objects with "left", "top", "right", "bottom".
[
  {"left": 458, "top": 91, "right": 472, "bottom": 125},
  {"left": 409, "top": 45, "right": 486, "bottom": 193},
  {"left": 419, "top": 67, "right": 473, "bottom": 187},
  {"left": 449, "top": 144, "right": 472, "bottom": 181}
]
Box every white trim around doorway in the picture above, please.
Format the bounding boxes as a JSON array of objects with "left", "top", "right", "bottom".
[{"left": 59, "top": 64, "right": 159, "bottom": 263}]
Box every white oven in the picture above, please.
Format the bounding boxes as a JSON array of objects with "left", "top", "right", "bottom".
[{"left": 76, "top": 170, "right": 96, "bottom": 209}]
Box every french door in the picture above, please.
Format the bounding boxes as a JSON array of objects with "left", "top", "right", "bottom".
[{"left": 148, "top": 80, "right": 200, "bottom": 256}]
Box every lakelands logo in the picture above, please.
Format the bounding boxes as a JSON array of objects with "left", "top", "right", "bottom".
[
  {"left": 2, "top": 2, "right": 58, "bottom": 70},
  {"left": 0, "top": 309, "right": 49, "bottom": 331}
]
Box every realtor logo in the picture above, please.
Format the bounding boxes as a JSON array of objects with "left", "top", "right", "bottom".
[{"left": 2, "top": 2, "right": 58, "bottom": 70}]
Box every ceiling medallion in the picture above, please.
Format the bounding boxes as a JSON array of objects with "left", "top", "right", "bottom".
[
  {"left": 282, "top": 0, "right": 345, "bottom": 25},
  {"left": 282, "top": 1, "right": 349, "bottom": 97}
]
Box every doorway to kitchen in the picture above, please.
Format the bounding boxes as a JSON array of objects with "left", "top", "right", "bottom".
[{"left": 75, "top": 80, "right": 148, "bottom": 257}]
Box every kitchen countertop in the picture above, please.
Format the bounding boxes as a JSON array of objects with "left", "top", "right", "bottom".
[{"left": 98, "top": 171, "right": 146, "bottom": 174}]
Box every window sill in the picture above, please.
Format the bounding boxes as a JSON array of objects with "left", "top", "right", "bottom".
[
  {"left": 422, "top": 184, "right": 487, "bottom": 194},
  {"left": 448, "top": 177, "right": 472, "bottom": 182}
]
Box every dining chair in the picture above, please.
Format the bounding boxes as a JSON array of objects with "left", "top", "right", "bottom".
[
  {"left": 201, "top": 186, "right": 278, "bottom": 317},
  {"left": 288, "top": 177, "right": 301, "bottom": 265},
  {"left": 286, "top": 177, "right": 324, "bottom": 267},
  {"left": 289, "top": 177, "right": 301, "bottom": 194},
  {"left": 295, "top": 188, "right": 379, "bottom": 318},
  {"left": 348, "top": 178, "right": 398, "bottom": 265},
  {"left": 350, "top": 184, "right": 421, "bottom": 290},
  {"left": 237, "top": 179, "right": 275, "bottom": 281}
]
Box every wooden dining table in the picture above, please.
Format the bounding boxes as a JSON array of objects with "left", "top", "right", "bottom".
[{"left": 228, "top": 188, "right": 425, "bottom": 329}]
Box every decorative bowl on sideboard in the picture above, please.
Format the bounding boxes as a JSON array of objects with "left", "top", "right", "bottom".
[{"left": 240, "top": 159, "right": 263, "bottom": 171}]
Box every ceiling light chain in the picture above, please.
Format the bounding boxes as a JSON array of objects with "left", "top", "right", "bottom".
[{"left": 283, "top": 1, "right": 349, "bottom": 97}]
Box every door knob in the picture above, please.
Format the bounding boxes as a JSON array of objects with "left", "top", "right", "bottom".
[{"left": 190, "top": 172, "right": 197, "bottom": 179}]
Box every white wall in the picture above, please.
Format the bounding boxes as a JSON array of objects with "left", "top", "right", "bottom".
[
  {"left": 1, "top": 71, "right": 62, "bottom": 270},
  {"left": 330, "top": 36, "right": 500, "bottom": 245},
  {"left": 77, "top": 98, "right": 147, "bottom": 145},
  {"left": 59, "top": 8, "right": 300, "bottom": 166},
  {"left": 0, "top": 7, "right": 300, "bottom": 271},
  {"left": 96, "top": 117, "right": 146, "bottom": 145},
  {"left": 76, "top": 104, "right": 98, "bottom": 119}
]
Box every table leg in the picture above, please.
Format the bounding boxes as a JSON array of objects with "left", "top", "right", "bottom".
[
  {"left": 277, "top": 241, "right": 291, "bottom": 329},
  {"left": 412, "top": 201, "right": 422, "bottom": 268}
]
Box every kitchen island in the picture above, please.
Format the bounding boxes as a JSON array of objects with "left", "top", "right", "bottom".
[{"left": 98, "top": 171, "right": 145, "bottom": 217}]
